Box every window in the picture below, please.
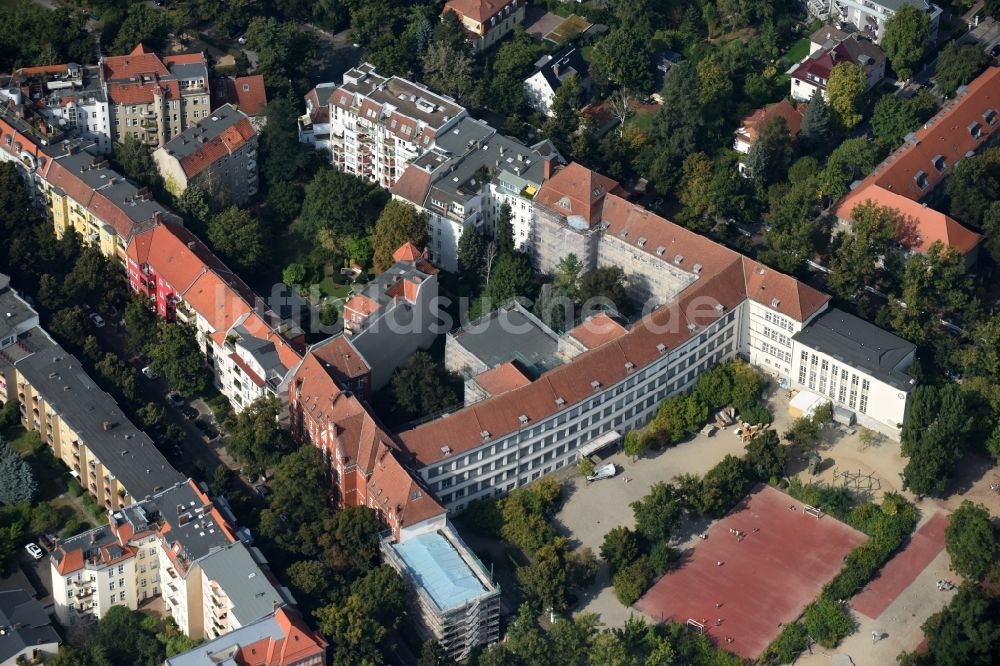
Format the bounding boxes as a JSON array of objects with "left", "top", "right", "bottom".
[{"left": 119, "top": 591, "right": 126, "bottom": 601}]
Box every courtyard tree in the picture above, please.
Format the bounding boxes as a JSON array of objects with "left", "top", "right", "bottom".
[
  {"left": 882, "top": 6, "right": 930, "bottom": 80},
  {"left": 371, "top": 200, "right": 429, "bottom": 272},
  {"left": 207, "top": 207, "right": 267, "bottom": 272},
  {"left": 148, "top": 322, "right": 210, "bottom": 396},
  {"left": 0, "top": 438, "right": 36, "bottom": 505},
  {"left": 945, "top": 501, "right": 1000, "bottom": 581},
  {"left": 630, "top": 482, "right": 684, "bottom": 542},
  {"left": 827, "top": 62, "right": 866, "bottom": 129},
  {"left": 224, "top": 396, "right": 295, "bottom": 477},
  {"left": 600, "top": 526, "right": 640, "bottom": 574}
]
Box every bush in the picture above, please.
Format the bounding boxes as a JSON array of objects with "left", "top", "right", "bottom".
[
  {"left": 762, "top": 621, "right": 809, "bottom": 665},
  {"left": 804, "top": 595, "right": 854, "bottom": 648},
  {"left": 613, "top": 556, "right": 653, "bottom": 606},
  {"left": 0, "top": 399, "right": 19, "bottom": 428},
  {"left": 600, "top": 526, "right": 640, "bottom": 575},
  {"left": 740, "top": 400, "right": 771, "bottom": 425},
  {"left": 67, "top": 478, "right": 84, "bottom": 497},
  {"left": 648, "top": 541, "right": 680, "bottom": 576},
  {"left": 60, "top": 518, "right": 87, "bottom": 539}
]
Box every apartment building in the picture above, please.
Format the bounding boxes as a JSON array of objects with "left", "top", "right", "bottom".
[
  {"left": 790, "top": 34, "right": 886, "bottom": 102},
  {"left": 391, "top": 117, "right": 555, "bottom": 272},
  {"left": 342, "top": 243, "right": 440, "bottom": 388},
  {"left": 101, "top": 44, "right": 210, "bottom": 147},
  {"left": 0, "top": 590, "right": 61, "bottom": 666},
  {"left": 791, "top": 308, "right": 916, "bottom": 437},
  {"left": 443, "top": 0, "right": 525, "bottom": 51},
  {"left": 165, "top": 607, "right": 326, "bottom": 666},
  {"left": 153, "top": 103, "right": 258, "bottom": 205},
  {"left": 834, "top": 66, "right": 999, "bottom": 266},
  {"left": 301, "top": 64, "right": 467, "bottom": 188},
  {"left": 125, "top": 220, "right": 303, "bottom": 411},
  {"left": 45, "top": 142, "right": 179, "bottom": 262},
  {"left": 0, "top": 274, "right": 39, "bottom": 397},
  {"left": 0, "top": 63, "right": 111, "bottom": 153},
  {"left": 381, "top": 524, "right": 500, "bottom": 659},
  {"left": 51, "top": 479, "right": 293, "bottom": 638},
  {"left": 822, "top": 0, "right": 941, "bottom": 44}
]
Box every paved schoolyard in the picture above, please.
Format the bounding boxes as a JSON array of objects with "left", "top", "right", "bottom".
[{"left": 635, "top": 485, "right": 867, "bottom": 660}]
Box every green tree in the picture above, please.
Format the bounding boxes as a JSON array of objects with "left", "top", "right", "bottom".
[
  {"left": 92, "top": 605, "right": 167, "bottom": 665},
  {"left": 600, "top": 526, "right": 640, "bottom": 574},
  {"left": 577, "top": 266, "right": 627, "bottom": 315},
  {"left": 901, "top": 384, "right": 971, "bottom": 496},
  {"left": 699, "top": 455, "right": 750, "bottom": 517},
  {"left": 545, "top": 74, "right": 582, "bottom": 145},
  {"left": 882, "top": 6, "right": 930, "bottom": 80},
  {"left": 759, "top": 178, "right": 823, "bottom": 276},
  {"left": 483, "top": 254, "right": 534, "bottom": 308},
  {"left": 223, "top": 396, "right": 295, "bottom": 477},
  {"left": 112, "top": 135, "right": 160, "bottom": 189},
  {"left": 804, "top": 596, "right": 854, "bottom": 648},
  {"left": 258, "top": 447, "right": 335, "bottom": 557},
  {"left": 148, "top": 322, "right": 210, "bottom": 396},
  {"left": 817, "top": 137, "right": 886, "bottom": 199},
  {"left": 371, "top": 200, "right": 428, "bottom": 272},
  {"left": 207, "top": 207, "right": 267, "bottom": 272},
  {"left": 631, "top": 482, "right": 684, "bottom": 542},
  {"left": 828, "top": 202, "right": 901, "bottom": 306},
  {"left": 981, "top": 201, "right": 1000, "bottom": 263},
  {"left": 260, "top": 95, "right": 312, "bottom": 185},
  {"left": 934, "top": 42, "right": 991, "bottom": 96},
  {"left": 95, "top": 352, "right": 138, "bottom": 402},
  {"left": 555, "top": 253, "right": 583, "bottom": 299},
  {"left": 890, "top": 243, "right": 970, "bottom": 353},
  {"left": 176, "top": 184, "right": 212, "bottom": 231},
  {"left": 456, "top": 225, "right": 485, "bottom": 277},
  {"left": 123, "top": 295, "right": 158, "bottom": 357},
  {"left": 0, "top": 438, "right": 36, "bottom": 505},
  {"left": 496, "top": 203, "right": 515, "bottom": 258},
  {"left": 390, "top": 352, "right": 461, "bottom": 419},
  {"left": 244, "top": 16, "right": 316, "bottom": 88},
  {"left": 798, "top": 90, "right": 832, "bottom": 154},
  {"left": 418, "top": 640, "right": 455, "bottom": 666},
  {"left": 827, "top": 62, "right": 866, "bottom": 129},
  {"left": 590, "top": 29, "right": 653, "bottom": 92},
  {"left": 898, "top": 584, "right": 1000, "bottom": 666},
  {"left": 945, "top": 501, "right": 999, "bottom": 581},
  {"left": 622, "top": 430, "right": 645, "bottom": 462},
  {"left": 314, "top": 593, "right": 387, "bottom": 666},
  {"left": 744, "top": 429, "right": 787, "bottom": 479},
  {"left": 109, "top": 4, "right": 171, "bottom": 54},
  {"left": 677, "top": 152, "right": 715, "bottom": 228},
  {"left": 422, "top": 42, "right": 474, "bottom": 101},
  {"left": 136, "top": 402, "right": 164, "bottom": 430},
  {"left": 744, "top": 115, "right": 793, "bottom": 192},
  {"left": 871, "top": 94, "right": 919, "bottom": 145},
  {"left": 282, "top": 263, "right": 307, "bottom": 286},
  {"left": 299, "top": 168, "right": 389, "bottom": 238},
  {"left": 612, "top": 556, "right": 653, "bottom": 605},
  {"left": 946, "top": 147, "right": 1000, "bottom": 229}
]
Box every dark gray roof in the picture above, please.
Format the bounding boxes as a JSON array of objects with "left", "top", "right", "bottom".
[
  {"left": 165, "top": 610, "right": 295, "bottom": 666},
  {"left": 450, "top": 304, "right": 563, "bottom": 378},
  {"left": 12, "top": 329, "right": 183, "bottom": 499},
  {"left": 530, "top": 46, "right": 589, "bottom": 93},
  {"left": 793, "top": 308, "right": 916, "bottom": 391},
  {"left": 161, "top": 104, "right": 251, "bottom": 161},
  {"left": 167, "top": 61, "right": 208, "bottom": 81},
  {"left": 0, "top": 589, "right": 60, "bottom": 662},
  {"left": 0, "top": 275, "right": 38, "bottom": 343},
  {"left": 198, "top": 543, "right": 290, "bottom": 626},
  {"left": 337, "top": 63, "right": 465, "bottom": 131}
]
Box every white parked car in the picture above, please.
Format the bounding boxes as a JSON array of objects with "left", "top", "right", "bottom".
[
  {"left": 24, "top": 543, "right": 43, "bottom": 560},
  {"left": 141, "top": 366, "right": 158, "bottom": 380},
  {"left": 88, "top": 312, "right": 105, "bottom": 328},
  {"left": 586, "top": 463, "right": 618, "bottom": 482}
]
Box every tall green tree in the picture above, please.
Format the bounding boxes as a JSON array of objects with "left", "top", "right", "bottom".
[
  {"left": 148, "top": 322, "right": 210, "bottom": 396},
  {"left": 945, "top": 501, "right": 999, "bottom": 581},
  {"left": 422, "top": 42, "right": 474, "bottom": 101},
  {"left": 589, "top": 29, "right": 653, "bottom": 92},
  {"left": 456, "top": 225, "right": 485, "bottom": 277},
  {"left": 390, "top": 352, "right": 461, "bottom": 419},
  {"left": 744, "top": 116, "right": 793, "bottom": 193},
  {"left": 630, "top": 482, "right": 683, "bottom": 542},
  {"left": 496, "top": 203, "right": 515, "bottom": 258},
  {"left": 946, "top": 147, "right": 1000, "bottom": 229},
  {"left": 798, "top": 90, "right": 832, "bottom": 155},
  {"left": 545, "top": 74, "right": 582, "bottom": 145},
  {"left": 901, "top": 384, "right": 971, "bottom": 496},
  {"left": 0, "top": 438, "right": 36, "bottom": 505},
  {"left": 223, "top": 396, "right": 295, "bottom": 477},
  {"left": 871, "top": 94, "right": 919, "bottom": 146},
  {"left": 207, "top": 207, "right": 267, "bottom": 272},
  {"left": 828, "top": 202, "right": 901, "bottom": 306},
  {"left": 112, "top": 135, "right": 160, "bottom": 189},
  {"left": 934, "top": 42, "right": 991, "bottom": 96},
  {"left": 299, "top": 167, "right": 389, "bottom": 238},
  {"left": 882, "top": 6, "right": 930, "bottom": 80},
  {"left": 827, "top": 62, "right": 866, "bottom": 129},
  {"left": 371, "top": 200, "right": 428, "bottom": 272}
]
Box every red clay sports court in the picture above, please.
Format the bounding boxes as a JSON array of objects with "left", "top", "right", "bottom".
[
  {"left": 634, "top": 484, "right": 867, "bottom": 660},
  {"left": 851, "top": 512, "right": 949, "bottom": 620}
]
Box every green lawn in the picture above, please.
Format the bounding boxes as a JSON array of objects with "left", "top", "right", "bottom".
[
  {"left": 782, "top": 37, "right": 811, "bottom": 67},
  {"left": 628, "top": 110, "right": 657, "bottom": 132},
  {"left": 317, "top": 277, "right": 354, "bottom": 301}
]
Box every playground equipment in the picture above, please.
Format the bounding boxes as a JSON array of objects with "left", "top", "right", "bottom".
[{"left": 832, "top": 467, "right": 881, "bottom": 492}]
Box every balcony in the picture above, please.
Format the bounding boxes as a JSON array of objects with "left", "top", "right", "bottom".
[{"left": 246, "top": 159, "right": 256, "bottom": 171}]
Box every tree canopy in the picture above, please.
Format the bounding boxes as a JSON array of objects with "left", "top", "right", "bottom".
[
  {"left": 944, "top": 501, "right": 999, "bottom": 581},
  {"left": 882, "top": 6, "right": 930, "bottom": 80},
  {"left": 371, "top": 200, "right": 429, "bottom": 272}
]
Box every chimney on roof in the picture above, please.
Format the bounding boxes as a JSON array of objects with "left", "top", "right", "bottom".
[{"left": 543, "top": 157, "right": 554, "bottom": 180}]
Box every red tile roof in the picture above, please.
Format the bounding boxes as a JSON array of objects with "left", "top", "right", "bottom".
[
  {"left": 390, "top": 166, "right": 434, "bottom": 205},
  {"left": 567, "top": 314, "right": 628, "bottom": 350},
  {"left": 737, "top": 99, "right": 807, "bottom": 146},
  {"left": 471, "top": 361, "right": 532, "bottom": 397},
  {"left": 106, "top": 80, "right": 179, "bottom": 105},
  {"left": 311, "top": 336, "right": 371, "bottom": 383},
  {"left": 177, "top": 114, "right": 256, "bottom": 179},
  {"left": 101, "top": 44, "right": 169, "bottom": 82},
  {"left": 833, "top": 67, "right": 999, "bottom": 254},
  {"left": 535, "top": 162, "right": 622, "bottom": 227},
  {"left": 444, "top": 0, "right": 514, "bottom": 24},
  {"left": 835, "top": 187, "right": 982, "bottom": 255},
  {"left": 223, "top": 75, "right": 268, "bottom": 116},
  {"left": 393, "top": 242, "right": 422, "bottom": 262}
]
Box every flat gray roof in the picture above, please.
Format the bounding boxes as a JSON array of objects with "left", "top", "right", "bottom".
[
  {"left": 198, "top": 542, "right": 289, "bottom": 626},
  {"left": 165, "top": 611, "right": 288, "bottom": 666},
  {"left": 0, "top": 276, "right": 37, "bottom": 343},
  {"left": 793, "top": 308, "right": 916, "bottom": 391},
  {"left": 13, "top": 329, "right": 183, "bottom": 499},
  {"left": 450, "top": 305, "right": 563, "bottom": 378},
  {"left": 339, "top": 63, "right": 465, "bottom": 130}
]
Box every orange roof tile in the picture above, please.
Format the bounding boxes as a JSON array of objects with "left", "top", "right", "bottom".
[
  {"left": 471, "top": 361, "right": 532, "bottom": 397},
  {"left": 230, "top": 352, "right": 265, "bottom": 387},
  {"left": 101, "top": 47, "right": 169, "bottom": 81},
  {"left": 106, "top": 80, "right": 180, "bottom": 105},
  {"left": 178, "top": 115, "right": 255, "bottom": 178},
  {"left": 390, "top": 165, "right": 433, "bottom": 205},
  {"left": 394, "top": 242, "right": 422, "bottom": 262},
  {"left": 224, "top": 75, "right": 268, "bottom": 116},
  {"left": 311, "top": 336, "right": 371, "bottom": 383},
  {"left": 738, "top": 99, "right": 807, "bottom": 145},
  {"left": 835, "top": 186, "right": 983, "bottom": 255},
  {"left": 535, "top": 162, "right": 622, "bottom": 226},
  {"left": 567, "top": 314, "right": 628, "bottom": 350},
  {"left": 444, "top": 0, "right": 512, "bottom": 23},
  {"left": 183, "top": 271, "right": 253, "bottom": 332}
]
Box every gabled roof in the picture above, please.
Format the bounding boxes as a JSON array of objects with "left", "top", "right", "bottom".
[
  {"left": 223, "top": 74, "right": 268, "bottom": 116},
  {"left": 443, "top": 0, "right": 512, "bottom": 24},
  {"left": 791, "top": 36, "right": 885, "bottom": 87},
  {"left": 101, "top": 44, "right": 169, "bottom": 82},
  {"left": 567, "top": 314, "right": 628, "bottom": 350},
  {"left": 740, "top": 257, "right": 831, "bottom": 322},
  {"left": 737, "top": 99, "right": 807, "bottom": 145},
  {"left": 534, "top": 162, "right": 622, "bottom": 227},
  {"left": 834, "top": 186, "right": 983, "bottom": 255},
  {"left": 470, "top": 361, "right": 532, "bottom": 397},
  {"left": 310, "top": 335, "right": 371, "bottom": 384},
  {"left": 390, "top": 164, "right": 434, "bottom": 204}
]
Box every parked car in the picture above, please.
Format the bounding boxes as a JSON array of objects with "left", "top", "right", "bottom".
[
  {"left": 141, "top": 366, "right": 158, "bottom": 380},
  {"left": 194, "top": 418, "right": 211, "bottom": 432},
  {"left": 166, "top": 392, "right": 185, "bottom": 407},
  {"left": 24, "top": 543, "right": 43, "bottom": 560},
  {"left": 88, "top": 313, "right": 105, "bottom": 328},
  {"left": 586, "top": 463, "right": 618, "bottom": 482},
  {"left": 254, "top": 484, "right": 272, "bottom": 500},
  {"left": 180, "top": 406, "right": 199, "bottom": 420},
  {"left": 204, "top": 427, "right": 220, "bottom": 441}
]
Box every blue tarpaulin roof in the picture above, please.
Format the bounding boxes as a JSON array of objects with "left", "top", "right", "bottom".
[{"left": 392, "top": 532, "right": 488, "bottom": 611}]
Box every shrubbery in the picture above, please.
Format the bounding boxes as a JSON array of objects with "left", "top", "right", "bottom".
[
  {"left": 613, "top": 555, "right": 654, "bottom": 605},
  {"left": 803, "top": 596, "right": 854, "bottom": 648}
]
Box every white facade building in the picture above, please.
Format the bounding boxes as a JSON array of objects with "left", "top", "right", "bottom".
[
  {"left": 791, "top": 308, "right": 916, "bottom": 438},
  {"left": 524, "top": 46, "right": 590, "bottom": 117},
  {"left": 826, "top": 0, "right": 941, "bottom": 43}
]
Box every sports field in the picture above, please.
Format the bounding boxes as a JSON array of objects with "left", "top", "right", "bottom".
[{"left": 635, "top": 484, "right": 867, "bottom": 659}]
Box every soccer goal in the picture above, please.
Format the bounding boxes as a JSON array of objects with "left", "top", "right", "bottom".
[
  {"left": 687, "top": 619, "right": 706, "bottom": 634},
  {"left": 804, "top": 504, "right": 824, "bottom": 519}
]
